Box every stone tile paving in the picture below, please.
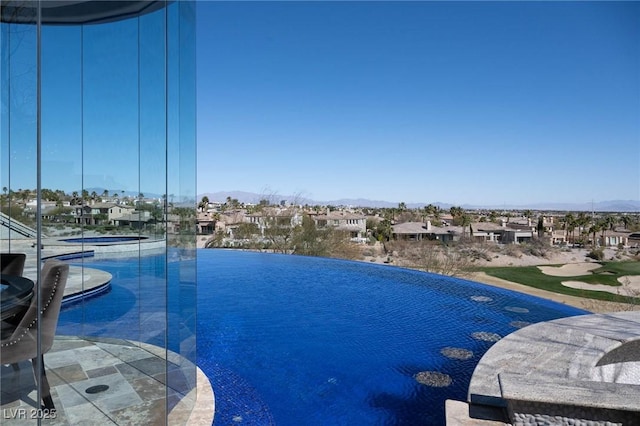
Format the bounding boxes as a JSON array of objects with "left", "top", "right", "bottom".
[{"left": 0, "top": 337, "right": 213, "bottom": 425}]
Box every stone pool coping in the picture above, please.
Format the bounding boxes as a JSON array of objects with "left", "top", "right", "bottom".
[
  {"left": 459, "top": 311, "right": 640, "bottom": 424},
  {"left": 8, "top": 236, "right": 166, "bottom": 303},
  {"left": 23, "top": 260, "right": 112, "bottom": 305}
]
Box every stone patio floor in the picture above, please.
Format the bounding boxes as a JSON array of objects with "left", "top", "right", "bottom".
[{"left": 1, "top": 337, "right": 214, "bottom": 425}]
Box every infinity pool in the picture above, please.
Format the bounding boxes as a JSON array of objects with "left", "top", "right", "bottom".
[{"left": 59, "top": 249, "right": 588, "bottom": 425}]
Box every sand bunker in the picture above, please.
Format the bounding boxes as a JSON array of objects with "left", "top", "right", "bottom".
[
  {"left": 538, "top": 262, "right": 601, "bottom": 277},
  {"left": 562, "top": 280, "right": 640, "bottom": 297},
  {"left": 619, "top": 276, "right": 640, "bottom": 287}
]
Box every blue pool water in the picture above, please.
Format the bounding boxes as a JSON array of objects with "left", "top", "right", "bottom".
[{"left": 59, "top": 249, "right": 588, "bottom": 425}]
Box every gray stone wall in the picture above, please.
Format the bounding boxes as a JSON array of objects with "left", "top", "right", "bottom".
[{"left": 508, "top": 401, "right": 638, "bottom": 426}]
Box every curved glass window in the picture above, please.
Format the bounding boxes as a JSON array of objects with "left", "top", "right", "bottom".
[{"left": 1, "top": 1, "right": 199, "bottom": 423}]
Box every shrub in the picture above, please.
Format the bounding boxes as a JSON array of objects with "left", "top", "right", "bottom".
[
  {"left": 586, "top": 248, "right": 604, "bottom": 261},
  {"left": 520, "top": 239, "right": 554, "bottom": 258},
  {"left": 503, "top": 244, "right": 522, "bottom": 258}
]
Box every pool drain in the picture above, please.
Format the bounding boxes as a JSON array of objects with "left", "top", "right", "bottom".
[{"left": 85, "top": 385, "right": 110, "bottom": 394}]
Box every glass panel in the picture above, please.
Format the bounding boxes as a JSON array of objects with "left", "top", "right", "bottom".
[
  {"left": 83, "top": 14, "right": 143, "bottom": 341},
  {"left": 82, "top": 18, "right": 139, "bottom": 224},
  {"left": 1, "top": 3, "right": 38, "bottom": 423},
  {"left": 167, "top": 0, "right": 197, "bottom": 417},
  {"left": 0, "top": 7, "right": 37, "bottom": 246},
  {"left": 41, "top": 24, "right": 82, "bottom": 336},
  {"left": 1, "top": 2, "right": 198, "bottom": 422},
  {"left": 139, "top": 7, "right": 168, "bottom": 421}
]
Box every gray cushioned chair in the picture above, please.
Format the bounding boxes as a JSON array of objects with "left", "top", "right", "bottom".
[
  {"left": 0, "top": 259, "right": 69, "bottom": 410},
  {"left": 1, "top": 252, "right": 26, "bottom": 276},
  {"left": 1, "top": 253, "right": 29, "bottom": 337}
]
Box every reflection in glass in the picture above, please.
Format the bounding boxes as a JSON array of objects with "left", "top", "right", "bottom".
[
  {"left": 1, "top": 1, "right": 198, "bottom": 422},
  {"left": 1, "top": 14, "right": 37, "bottom": 245}
]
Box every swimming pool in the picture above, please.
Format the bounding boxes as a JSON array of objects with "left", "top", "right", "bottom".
[{"left": 59, "top": 249, "right": 587, "bottom": 425}]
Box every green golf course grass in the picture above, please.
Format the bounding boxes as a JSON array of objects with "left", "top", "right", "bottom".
[{"left": 482, "top": 261, "right": 640, "bottom": 303}]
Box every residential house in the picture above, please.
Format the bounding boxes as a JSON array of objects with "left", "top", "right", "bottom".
[
  {"left": 112, "top": 210, "right": 153, "bottom": 230},
  {"left": 108, "top": 205, "right": 135, "bottom": 223},
  {"left": 391, "top": 222, "right": 432, "bottom": 241},
  {"left": 501, "top": 220, "right": 535, "bottom": 244},
  {"left": 501, "top": 229, "right": 534, "bottom": 244},
  {"left": 469, "top": 222, "right": 504, "bottom": 243},
  {"left": 550, "top": 230, "right": 568, "bottom": 246},
  {"left": 392, "top": 219, "right": 536, "bottom": 244},
  {"left": 197, "top": 211, "right": 216, "bottom": 235},
  {"left": 74, "top": 202, "right": 114, "bottom": 225},
  {"left": 311, "top": 211, "right": 367, "bottom": 241},
  {"left": 392, "top": 221, "right": 461, "bottom": 243},
  {"left": 246, "top": 207, "right": 303, "bottom": 237},
  {"left": 597, "top": 231, "right": 629, "bottom": 248},
  {"left": 220, "top": 210, "right": 250, "bottom": 238}
]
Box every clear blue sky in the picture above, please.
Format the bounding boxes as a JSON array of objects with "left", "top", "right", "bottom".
[{"left": 196, "top": 1, "right": 639, "bottom": 206}]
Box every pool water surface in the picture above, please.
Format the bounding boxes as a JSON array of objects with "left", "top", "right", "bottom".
[{"left": 59, "top": 249, "right": 588, "bottom": 425}]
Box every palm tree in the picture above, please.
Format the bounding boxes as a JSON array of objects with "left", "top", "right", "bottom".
[
  {"left": 450, "top": 206, "right": 466, "bottom": 227},
  {"left": 376, "top": 219, "right": 392, "bottom": 242},
  {"left": 0, "top": 186, "right": 6, "bottom": 210},
  {"left": 460, "top": 213, "right": 471, "bottom": 237},
  {"left": 199, "top": 196, "right": 210, "bottom": 212},
  {"left": 537, "top": 216, "right": 545, "bottom": 238},
  {"left": 422, "top": 204, "right": 436, "bottom": 222},
  {"left": 589, "top": 223, "right": 600, "bottom": 247},
  {"left": 433, "top": 206, "right": 443, "bottom": 222},
  {"left": 564, "top": 213, "right": 575, "bottom": 244},
  {"left": 598, "top": 216, "right": 615, "bottom": 247}
]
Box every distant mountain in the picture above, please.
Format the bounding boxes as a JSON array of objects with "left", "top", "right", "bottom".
[
  {"left": 198, "top": 191, "right": 640, "bottom": 212},
  {"left": 460, "top": 200, "right": 640, "bottom": 212},
  {"left": 324, "top": 198, "right": 401, "bottom": 208}
]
